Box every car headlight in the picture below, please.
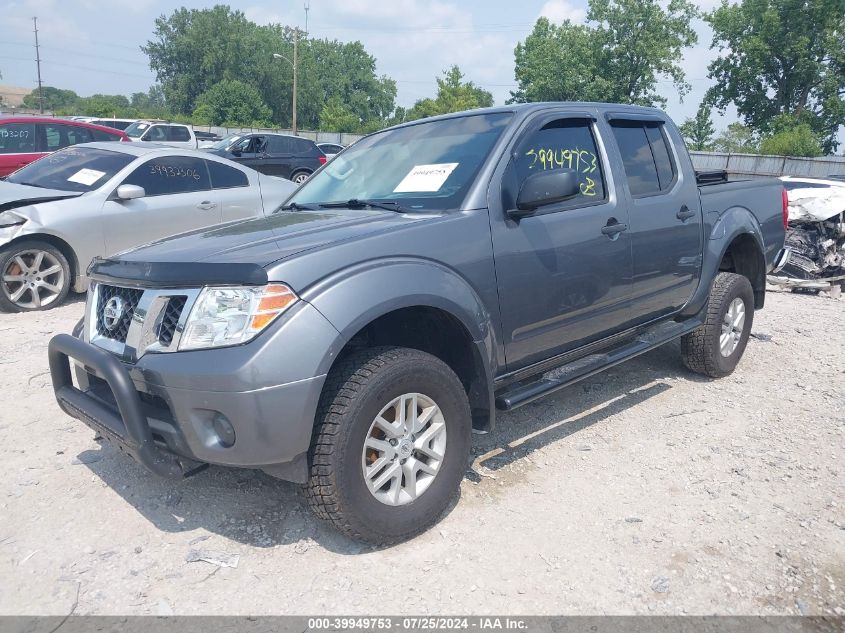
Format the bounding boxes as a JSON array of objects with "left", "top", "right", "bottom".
[
  {"left": 179, "top": 284, "right": 298, "bottom": 351},
  {"left": 0, "top": 211, "right": 26, "bottom": 228}
]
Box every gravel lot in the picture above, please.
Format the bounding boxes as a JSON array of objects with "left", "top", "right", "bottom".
[{"left": 0, "top": 289, "right": 843, "bottom": 616}]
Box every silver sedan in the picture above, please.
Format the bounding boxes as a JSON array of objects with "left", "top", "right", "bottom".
[{"left": 0, "top": 143, "right": 295, "bottom": 311}]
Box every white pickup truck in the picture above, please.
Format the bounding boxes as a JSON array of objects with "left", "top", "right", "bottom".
[{"left": 124, "top": 121, "right": 198, "bottom": 149}]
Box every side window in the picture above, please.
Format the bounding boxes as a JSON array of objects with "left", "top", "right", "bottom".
[
  {"left": 65, "top": 125, "right": 93, "bottom": 147},
  {"left": 294, "top": 138, "right": 314, "bottom": 154},
  {"left": 168, "top": 126, "right": 190, "bottom": 142},
  {"left": 233, "top": 136, "right": 253, "bottom": 153},
  {"left": 610, "top": 120, "right": 676, "bottom": 196},
  {"left": 90, "top": 129, "right": 120, "bottom": 142},
  {"left": 206, "top": 159, "right": 249, "bottom": 189},
  {"left": 0, "top": 123, "right": 36, "bottom": 154},
  {"left": 513, "top": 118, "right": 606, "bottom": 204},
  {"left": 122, "top": 156, "right": 211, "bottom": 196},
  {"left": 144, "top": 125, "right": 168, "bottom": 142},
  {"left": 42, "top": 124, "right": 64, "bottom": 151},
  {"left": 267, "top": 136, "right": 294, "bottom": 153}
]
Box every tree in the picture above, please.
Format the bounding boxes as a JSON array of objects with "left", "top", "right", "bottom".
[
  {"left": 511, "top": 0, "right": 698, "bottom": 107},
  {"left": 193, "top": 80, "right": 273, "bottom": 126},
  {"left": 130, "top": 86, "right": 168, "bottom": 117},
  {"left": 705, "top": 0, "right": 845, "bottom": 154},
  {"left": 712, "top": 123, "right": 759, "bottom": 153},
  {"left": 74, "top": 94, "right": 132, "bottom": 117},
  {"left": 22, "top": 86, "right": 79, "bottom": 111},
  {"left": 406, "top": 66, "right": 494, "bottom": 121},
  {"left": 143, "top": 5, "right": 397, "bottom": 130},
  {"left": 760, "top": 125, "right": 823, "bottom": 157},
  {"left": 679, "top": 104, "right": 716, "bottom": 150},
  {"left": 319, "top": 97, "right": 361, "bottom": 133}
]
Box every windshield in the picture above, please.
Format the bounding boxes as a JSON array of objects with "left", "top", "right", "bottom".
[
  {"left": 208, "top": 133, "right": 242, "bottom": 150},
  {"left": 6, "top": 147, "right": 134, "bottom": 193},
  {"left": 289, "top": 112, "right": 512, "bottom": 211},
  {"left": 124, "top": 121, "right": 150, "bottom": 138}
]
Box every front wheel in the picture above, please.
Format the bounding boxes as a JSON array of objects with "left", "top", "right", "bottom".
[
  {"left": 304, "top": 346, "right": 471, "bottom": 545},
  {"left": 681, "top": 272, "right": 755, "bottom": 378},
  {"left": 0, "top": 241, "right": 71, "bottom": 312}
]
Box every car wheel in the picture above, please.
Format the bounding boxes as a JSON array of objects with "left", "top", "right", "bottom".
[
  {"left": 0, "top": 241, "right": 71, "bottom": 312},
  {"left": 681, "top": 272, "right": 754, "bottom": 378},
  {"left": 291, "top": 170, "right": 311, "bottom": 185},
  {"left": 304, "top": 346, "right": 471, "bottom": 545}
]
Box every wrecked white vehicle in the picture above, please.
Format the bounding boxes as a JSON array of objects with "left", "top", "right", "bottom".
[
  {"left": 0, "top": 143, "right": 295, "bottom": 312},
  {"left": 771, "top": 176, "right": 845, "bottom": 291}
]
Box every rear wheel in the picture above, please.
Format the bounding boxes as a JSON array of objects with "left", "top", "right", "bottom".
[
  {"left": 291, "top": 170, "right": 311, "bottom": 185},
  {"left": 0, "top": 241, "right": 71, "bottom": 312},
  {"left": 304, "top": 346, "right": 471, "bottom": 545},
  {"left": 681, "top": 272, "right": 754, "bottom": 378}
]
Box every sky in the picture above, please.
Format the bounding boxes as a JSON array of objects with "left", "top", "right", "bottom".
[{"left": 2, "top": 0, "right": 732, "bottom": 129}]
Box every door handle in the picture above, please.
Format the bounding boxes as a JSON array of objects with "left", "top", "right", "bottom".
[
  {"left": 197, "top": 201, "right": 217, "bottom": 210},
  {"left": 676, "top": 205, "right": 695, "bottom": 221},
  {"left": 601, "top": 219, "right": 629, "bottom": 238}
]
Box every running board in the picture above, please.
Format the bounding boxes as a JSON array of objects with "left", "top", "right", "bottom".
[{"left": 494, "top": 318, "right": 702, "bottom": 411}]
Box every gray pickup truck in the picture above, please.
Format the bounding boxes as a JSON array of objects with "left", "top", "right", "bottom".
[{"left": 49, "top": 103, "right": 788, "bottom": 544}]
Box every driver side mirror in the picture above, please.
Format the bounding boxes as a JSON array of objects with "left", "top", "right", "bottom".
[
  {"left": 116, "top": 184, "right": 145, "bottom": 201},
  {"left": 231, "top": 149, "right": 242, "bottom": 157},
  {"left": 511, "top": 169, "right": 580, "bottom": 218}
]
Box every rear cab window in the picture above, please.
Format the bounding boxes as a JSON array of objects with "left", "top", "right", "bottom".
[
  {"left": 610, "top": 120, "right": 677, "bottom": 196},
  {"left": 511, "top": 117, "right": 607, "bottom": 207},
  {"left": 0, "top": 123, "right": 37, "bottom": 154}
]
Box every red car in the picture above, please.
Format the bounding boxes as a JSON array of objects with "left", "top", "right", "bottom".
[{"left": 0, "top": 117, "right": 129, "bottom": 177}]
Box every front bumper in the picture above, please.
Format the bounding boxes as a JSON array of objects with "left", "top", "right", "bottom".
[{"left": 48, "top": 333, "right": 327, "bottom": 482}]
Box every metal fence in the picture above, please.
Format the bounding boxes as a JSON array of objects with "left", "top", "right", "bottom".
[
  {"left": 192, "top": 125, "right": 365, "bottom": 146},
  {"left": 690, "top": 151, "right": 845, "bottom": 179}
]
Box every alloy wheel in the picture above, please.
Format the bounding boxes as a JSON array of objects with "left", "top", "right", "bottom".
[{"left": 1, "top": 249, "right": 65, "bottom": 310}]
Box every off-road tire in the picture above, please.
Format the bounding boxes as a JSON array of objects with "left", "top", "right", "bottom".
[
  {"left": 0, "top": 240, "right": 71, "bottom": 313},
  {"left": 681, "top": 272, "right": 754, "bottom": 378},
  {"left": 303, "top": 346, "right": 472, "bottom": 545}
]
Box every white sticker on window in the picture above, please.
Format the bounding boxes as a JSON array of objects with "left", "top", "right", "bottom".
[
  {"left": 67, "top": 168, "right": 106, "bottom": 186},
  {"left": 393, "top": 163, "right": 458, "bottom": 193}
]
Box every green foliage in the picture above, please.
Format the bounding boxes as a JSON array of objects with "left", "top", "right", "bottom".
[
  {"left": 130, "top": 86, "right": 168, "bottom": 118},
  {"left": 511, "top": 0, "right": 698, "bottom": 107},
  {"left": 406, "top": 66, "right": 494, "bottom": 121},
  {"left": 22, "top": 86, "right": 79, "bottom": 111},
  {"left": 75, "top": 94, "right": 133, "bottom": 118},
  {"left": 679, "top": 103, "right": 716, "bottom": 150},
  {"left": 193, "top": 79, "right": 272, "bottom": 126},
  {"left": 712, "top": 123, "right": 759, "bottom": 153},
  {"left": 143, "top": 5, "right": 398, "bottom": 130},
  {"left": 319, "top": 97, "right": 361, "bottom": 133},
  {"left": 759, "top": 115, "right": 823, "bottom": 157},
  {"left": 705, "top": 0, "right": 845, "bottom": 154}
]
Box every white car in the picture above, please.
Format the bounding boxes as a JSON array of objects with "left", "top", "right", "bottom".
[
  {"left": 124, "top": 121, "right": 198, "bottom": 149},
  {"left": 0, "top": 143, "right": 295, "bottom": 311}
]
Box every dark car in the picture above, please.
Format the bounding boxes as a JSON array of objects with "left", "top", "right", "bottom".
[{"left": 207, "top": 132, "right": 326, "bottom": 183}]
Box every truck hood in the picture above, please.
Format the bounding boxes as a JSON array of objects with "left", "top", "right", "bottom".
[
  {"left": 0, "top": 181, "right": 83, "bottom": 213},
  {"left": 114, "top": 208, "right": 425, "bottom": 267}
]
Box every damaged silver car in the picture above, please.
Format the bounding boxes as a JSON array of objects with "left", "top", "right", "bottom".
[{"left": 770, "top": 176, "right": 845, "bottom": 292}]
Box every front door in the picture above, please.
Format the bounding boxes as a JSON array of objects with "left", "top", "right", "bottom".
[
  {"left": 489, "top": 113, "right": 633, "bottom": 371},
  {"left": 103, "top": 155, "right": 221, "bottom": 256},
  {"left": 607, "top": 119, "right": 703, "bottom": 322},
  {"left": 231, "top": 135, "right": 268, "bottom": 174}
]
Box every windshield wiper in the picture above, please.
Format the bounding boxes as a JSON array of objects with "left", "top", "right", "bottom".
[
  {"left": 278, "top": 202, "right": 317, "bottom": 211},
  {"left": 318, "top": 199, "right": 411, "bottom": 213}
]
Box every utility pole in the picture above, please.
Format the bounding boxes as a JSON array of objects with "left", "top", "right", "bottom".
[
  {"left": 304, "top": 0, "right": 310, "bottom": 35},
  {"left": 33, "top": 17, "right": 44, "bottom": 114},
  {"left": 292, "top": 30, "right": 298, "bottom": 135}
]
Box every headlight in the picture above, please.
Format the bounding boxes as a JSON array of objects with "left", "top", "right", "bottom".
[
  {"left": 0, "top": 211, "right": 26, "bottom": 228},
  {"left": 179, "top": 284, "right": 298, "bottom": 351}
]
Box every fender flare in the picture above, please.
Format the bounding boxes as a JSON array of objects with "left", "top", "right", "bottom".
[{"left": 300, "top": 257, "right": 498, "bottom": 430}]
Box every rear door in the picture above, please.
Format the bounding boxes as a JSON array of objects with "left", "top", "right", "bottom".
[
  {"left": 205, "top": 158, "right": 261, "bottom": 222},
  {"left": 102, "top": 155, "right": 222, "bottom": 255},
  {"left": 0, "top": 121, "right": 41, "bottom": 176},
  {"left": 489, "top": 111, "right": 634, "bottom": 370},
  {"left": 607, "top": 117, "right": 702, "bottom": 321},
  {"left": 264, "top": 135, "right": 296, "bottom": 178}
]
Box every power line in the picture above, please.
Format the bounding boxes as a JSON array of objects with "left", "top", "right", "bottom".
[{"left": 33, "top": 17, "right": 44, "bottom": 113}]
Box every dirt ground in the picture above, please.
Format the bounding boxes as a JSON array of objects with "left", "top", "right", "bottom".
[{"left": 0, "top": 288, "right": 842, "bottom": 616}]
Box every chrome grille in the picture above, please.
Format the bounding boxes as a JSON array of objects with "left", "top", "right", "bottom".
[
  {"left": 157, "top": 296, "right": 187, "bottom": 347},
  {"left": 95, "top": 285, "right": 143, "bottom": 343}
]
